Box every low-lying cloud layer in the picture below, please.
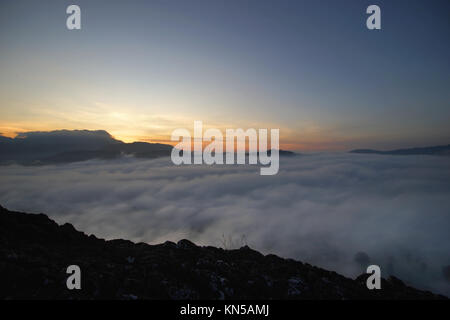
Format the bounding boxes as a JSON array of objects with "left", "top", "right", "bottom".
[{"left": 1, "top": 153, "right": 449, "bottom": 295}]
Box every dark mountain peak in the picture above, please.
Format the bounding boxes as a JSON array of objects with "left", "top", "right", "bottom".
[
  {"left": 15, "top": 129, "right": 117, "bottom": 140},
  {"left": 12, "top": 130, "right": 123, "bottom": 150},
  {"left": 0, "top": 129, "right": 173, "bottom": 165},
  {"left": 0, "top": 205, "right": 446, "bottom": 300}
]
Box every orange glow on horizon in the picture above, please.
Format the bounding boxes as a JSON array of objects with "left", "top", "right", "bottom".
[{"left": 0, "top": 118, "right": 354, "bottom": 152}]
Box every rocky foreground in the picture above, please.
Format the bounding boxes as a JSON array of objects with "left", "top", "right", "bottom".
[{"left": 0, "top": 205, "right": 446, "bottom": 300}]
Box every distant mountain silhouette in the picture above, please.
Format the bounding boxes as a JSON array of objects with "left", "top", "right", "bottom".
[
  {"left": 0, "top": 129, "right": 296, "bottom": 165},
  {"left": 0, "top": 205, "right": 446, "bottom": 300},
  {"left": 268, "top": 149, "right": 296, "bottom": 156},
  {"left": 0, "top": 130, "right": 173, "bottom": 165},
  {"left": 350, "top": 144, "right": 450, "bottom": 156}
]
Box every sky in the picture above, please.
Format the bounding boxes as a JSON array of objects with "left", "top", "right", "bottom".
[{"left": 0, "top": 0, "right": 449, "bottom": 150}]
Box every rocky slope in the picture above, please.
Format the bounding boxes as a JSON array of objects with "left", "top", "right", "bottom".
[{"left": 0, "top": 205, "right": 446, "bottom": 300}]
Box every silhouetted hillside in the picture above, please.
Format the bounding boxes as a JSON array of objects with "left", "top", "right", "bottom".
[
  {"left": 0, "top": 129, "right": 296, "bottom": 165},
  {"left": 0, "top": 130, "right": 173, "bottom": 165},
  {"left": 0, "top": 205, "right": 445, "bottom": 300},
  {"left": 350, "top": 144, "right": 450, "bottom": 156}
]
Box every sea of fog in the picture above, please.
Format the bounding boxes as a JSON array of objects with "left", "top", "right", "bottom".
[{"left": 0, "top": 153, "right": 449, "bottom": 296}]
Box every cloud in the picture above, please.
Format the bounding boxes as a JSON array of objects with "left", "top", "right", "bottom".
[{"left": 0, "top": 153, "right": 450, "bottom": 295}]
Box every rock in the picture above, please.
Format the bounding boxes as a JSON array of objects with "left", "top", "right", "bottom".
[
  {"left": 0, "top": 205, "right": 446, "bottom": 300},
  {"left": 176, "top": 239, "right": 197, "bottom": 249}
]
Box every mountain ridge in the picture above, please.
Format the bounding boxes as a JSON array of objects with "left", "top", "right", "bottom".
[
  {"left": 0, "top": 130, "right": 173, "bottom": 165},
  {"left": 350, "top": 144, "right": 450, "bottom": 156},
  {"left": 0, "top": 129, "right": 296, "bottom": 165},
  {"left": 0, "top": 205, "right": 446, "bottom": 300}
]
